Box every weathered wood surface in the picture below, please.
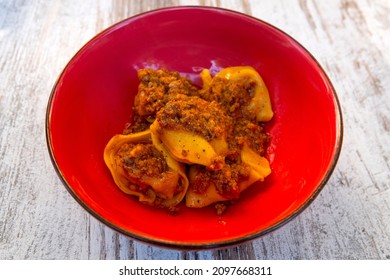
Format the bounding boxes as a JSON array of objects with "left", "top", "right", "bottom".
[{"left": 0, "top": 0, "right": 389, "bottom": 260}]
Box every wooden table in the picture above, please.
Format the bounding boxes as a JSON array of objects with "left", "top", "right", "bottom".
[{"left": 1, "top": 0, "right": 389, "bottom": 260}]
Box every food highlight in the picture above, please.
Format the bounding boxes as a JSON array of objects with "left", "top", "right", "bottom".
[{"left": 104, "top": 66, "right": 273, "bottom": 214}]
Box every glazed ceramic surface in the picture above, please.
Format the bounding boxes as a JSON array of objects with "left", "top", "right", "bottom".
[{"left": 46, "top": 7, "right": 342, "bottom": 249}]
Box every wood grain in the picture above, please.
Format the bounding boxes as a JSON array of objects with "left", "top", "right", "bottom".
[{"left": 0, "top": 0, "right": 389, "bottom": 260}]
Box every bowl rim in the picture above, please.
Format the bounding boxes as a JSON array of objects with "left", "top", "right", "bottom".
[{"left": 45, "top": 5, "right": 344, "bottom": 250}]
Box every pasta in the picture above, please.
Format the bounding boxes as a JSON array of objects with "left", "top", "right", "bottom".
[
  {"left": 104, "top": 129, "right": 189, "bottom": 208},
  {"left": 104, "top": 66, "right": 273, "bottom": 214},
  {"left": 201, "top": 66, "right": 274, "bottom": 122},
  {"left": 150, "top": 95, "right": 229, "bottom": 170}
]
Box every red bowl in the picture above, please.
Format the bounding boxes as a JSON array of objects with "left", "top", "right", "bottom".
[{"left": 46, "top": 6, "right": 343, "bottom": 249}]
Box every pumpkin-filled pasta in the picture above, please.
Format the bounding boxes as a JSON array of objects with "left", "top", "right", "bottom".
[
  {"left": 104, "top": 66, "right": 273, "bottom": 214},
  {"left": 185, "top": 120, "right": 271, "bottom": 209},
  {"left": 150, "top": 95, "right": 230, "bottom": 170},
  {"left": 199, "top": 66, "right": 274, "bottom": 122},
  {"left": 185, "top": 158, "right": 270, "bottom": 209},
  {"left": 103, "top": 129, "right": 189, "bottom": 208}
]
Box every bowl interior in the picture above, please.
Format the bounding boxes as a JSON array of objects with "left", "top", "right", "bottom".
[{"left": 47, "top": 7, "right": 342, "bottom": 248}]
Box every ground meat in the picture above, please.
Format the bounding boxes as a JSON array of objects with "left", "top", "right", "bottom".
[
  {"left": 191, "top": 162, "right": 250, "bottom": 199},
  {"left": 230, "top": 119, "right": 271, "bottom": 156},
  {"left": 118, "top": 143, "right": 168, "bottom": 187},
  {"left": 134, "top": 68, "right": 199, "bottom": 116},
  {"left": 123, "top": 114, "right": 153, "bottom": 134},
  {"left": 199, "top": 76, "right": 255, "bottom": 119},
  {"left": 215, "top": 202, "right": 228, "bottom": 216},
  {"left": 155, "top": 95, "right": 232, "bottom": 141}
]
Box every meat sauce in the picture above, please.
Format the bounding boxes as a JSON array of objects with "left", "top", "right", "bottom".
[{"left": 106, "top": 67, "right": 272, "bottom": 214}]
